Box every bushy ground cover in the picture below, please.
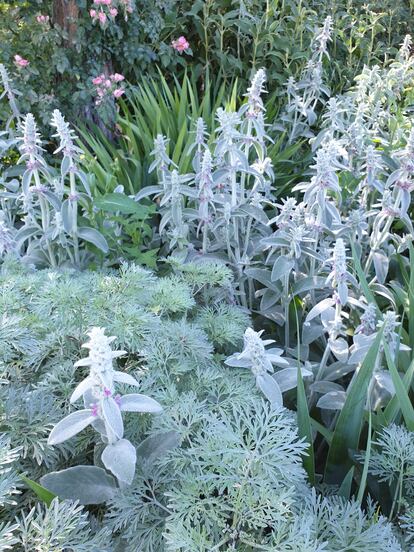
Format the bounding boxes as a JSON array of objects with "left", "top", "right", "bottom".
[
  {"left": 2, "top": 1, "right": 414, "bottom": 551},
  {"left": 0, "top": 259, "right": 407, "bottom": 550}
]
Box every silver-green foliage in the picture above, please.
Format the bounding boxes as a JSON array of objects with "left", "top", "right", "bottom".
[{"left": 0, "top": 257, "right": 405, "bottom": 550}]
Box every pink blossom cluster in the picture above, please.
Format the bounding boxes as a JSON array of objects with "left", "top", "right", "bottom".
[
  {"left": 36, "top": 14, "right": 50, "bottom": 24},
  {"left": 90, "top": 0, "right": 117, "bottom": 26},
  {"left": 171, "top": 36, "right": 190, "bottom": 53},
  {"left": 90, "top": 0, "right": 134, "bottom": 27},
  {"left": 14, "top": 55, "right": 29, "bottom": 68},
  {"left": 92, "top": 72, "right": 126, "bottom": 105}
]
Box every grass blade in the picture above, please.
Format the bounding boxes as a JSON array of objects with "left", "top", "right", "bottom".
[
  {"left": 324, "top": 328, "right": 383, "bottom": 484},
  {"left": 357, "top": 407, "right": 372, "bottom": 503},
  {"left": 383, "top": 343, "right": 414, "bottom": 431}
]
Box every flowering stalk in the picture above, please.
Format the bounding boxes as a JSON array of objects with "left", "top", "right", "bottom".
[
  {"left": 197, "top": 149, "right": 214, "bottom": 254},
  {"left": 51, "top": 110, "right": 82, "bottom": 265},
  {"left": 48, "top": 327, "right": 162, "bottom": 485},
  {"left": 0, "top": 64, "right": 21, "bottom": 125},
  {"left": 284, "top": 17, "right": 332, "bottom": 143},
  {"left": 18, "top": 114, "right": 57, "bottom": 267},
  {"left": 225, "top": 328, "right": 288, "bottom": 407}
]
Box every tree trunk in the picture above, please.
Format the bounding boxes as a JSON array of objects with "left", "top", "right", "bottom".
[{"left": 52, "top": 0, "right": 79, "bottom": 46}]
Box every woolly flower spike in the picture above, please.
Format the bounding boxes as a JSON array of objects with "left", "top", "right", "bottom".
[
  {"left": 326, "top": 238, "right": 356, "bottom": 305},
  {"left": 294, "top": 139, "right": 347, "bottom": 204},
  {"left": 197, "top": 149, "right": 215, "bottom": 244},
  {"left": 72, "top": 327, "right": 127, "bottom": 394},
  {"left": 199, "top": 149, "right": 214, "bottom": 190},
  {"left": 314, "top": 16, "right": 333, "bottom": 55},
  {"left": 0, "top": 64, "right": 12, "bottom": 94},
  {"left": 149, "top": 134, "right": 176, "bottom": 173},
  {"left": 0, "top": 64, "right": 20, "bottom": 120},
  {"left": 399, "top": 34, "right": 412, "bottom": 61},
  {"left": 356, "top": 304, "right": 377, "bottom": 336},
  {"left": 245, "top": 68, "right": 266, "bottom": 115},
  {"left": 50, "top": 109, "right": 82, "bottom": 162},
  {"left": 195, "top": 117, "right": 207, "bottom": 146},
  {"left": 18, "top": 113, "right": 43, "bottom": 158},
  {"left": 225, "top": 328, "right": 288, "bottom": 407},
  {"left": 215, "top": 108, "right": 242, "bottom": 144},
  {"left": 362, "top": 145, "right": 384, "bottom": 193},
  {"left": 378, "top": 312, "right": 402, "bottom": 358}
]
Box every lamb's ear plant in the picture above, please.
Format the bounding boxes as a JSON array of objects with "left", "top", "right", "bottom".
[
  {"left": 225, "top": 327, "right": 311, "bottom": 407},
  {"left": 2, "top": 110, "right": 110, "bottom": 267},
  {"left": 44, "top": 327, "right": 162, "bottom": 502},
  {"left": 136, "top": 67, "right": 274, "bottom": 309},
  {"left": 0, "top": 63, "right": 21, "bottom": 131},
  {"left": 280, "top": 16, "right": 333, "bottom": 143}
]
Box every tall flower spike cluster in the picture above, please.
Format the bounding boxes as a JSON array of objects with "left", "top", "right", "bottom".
[
  {"left": 18, "top": 113, "right": 50, "bottom": 224},
  {"left": 137, "top": 68, "right": 273, "bottom": 309},
  {"left": 48, "top": 327, "right": 162, "bottom": 485},
  {"left": 9, "top": 110, "right": 108, "bottom": 267}
]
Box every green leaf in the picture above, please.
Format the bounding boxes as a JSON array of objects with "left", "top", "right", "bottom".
[
  {"left": 40, "top": 466, "right": 117, "bottom": 505},
  {"left": 136, "top": 431, "right": 180, "bottom": 463},
  {"left": 357, "top": 408, "right": 372, "bottom": 504},
  {"left": 77, "top": 227, "right": 109, "bottom": 253},
  {"left": 350, "top": 242, "right": 377, "bottom": 306},
  {"left": 20, "top": 475, "right": 56, "bottom": 506},
  {"left": 384, "top": 356, "right": 414, "bottom": 425},
  {"left": 324, "top": 327, "right": 383, "bottom": 485},
  {"left": 293, "top": 296, "right": 315, "bottom": 484},
  {"left": 383, "top": 344, "right": 414, "bottom": 431},
  {"left": 94, "top": 193, "right": 149, "bottom": 217},
  {"left": 406, "top": 243, "right": 414, "bottom": 350},
  {"left": 296, "top": 364, "right": 315, "bottom": 485},
  {"left": 338, "top": 466, "right": 354, "bottom": 500},
  {"left": 310, "top": 418, "right": 333, "bottom": 444}
]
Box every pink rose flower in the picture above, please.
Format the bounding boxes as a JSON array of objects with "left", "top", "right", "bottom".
[
  {"left": 92, "top": 75, "right": 104, "bottom": 85},
  {"left": 111, "top": 73, "right": 125, "bottom": 82},
  {"left": 104, "top": 79, "right": 111, "bottom": 88},
  {"left": 98, "top": 11, "right": 107, "bottom": 23},
  {"left": 14, "top": 55, "right": 30, "bottom": 68},
  {"left": 109, "top": 7, "right": 118, "bottom": 17},
  {"left": 90, "top": 9, "right": 97, "bottom": 17},
  {"left": 36, "top": 15, "right": 49, "bottom": 24},
  {"left": 102, "top": 0, "right": 112, "bottom": 4},
  {"left": 113, "top": 88, "right": 125, "bottom": 98},
  {"left": 171, "top": 36, "right": 189, "bottom": 53}
]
